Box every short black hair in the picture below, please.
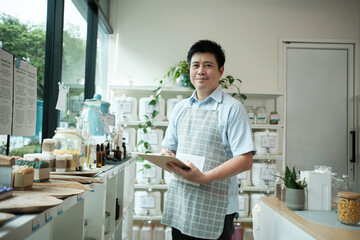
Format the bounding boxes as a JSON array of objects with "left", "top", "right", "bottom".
[{"left": 187, "top": 40, "right": 225, "bottom": 69}]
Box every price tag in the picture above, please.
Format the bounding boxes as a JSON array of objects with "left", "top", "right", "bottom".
[
  {"left": 32, "top": 216, "right": 40, "bottom": 231},
  {"left": 77, "top": 193, "right": 83, "bottom": 202},
  {"left": 57, "top": 205, "right": 63, "bottom": 216},
  {"left": 45, "top": 210, "right": 53, "bottom": 223}
]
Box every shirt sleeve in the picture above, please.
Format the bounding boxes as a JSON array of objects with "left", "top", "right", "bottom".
[
  {"left": 227, "top": 103, "right": 256, "bottom": 157},
  {"left": 161, "top": 100, "right": 187, "bottom": 151}
]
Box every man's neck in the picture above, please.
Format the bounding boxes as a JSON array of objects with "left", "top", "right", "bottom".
[{"left": 195, "top": 87, "right": 217, "bottom": 101}]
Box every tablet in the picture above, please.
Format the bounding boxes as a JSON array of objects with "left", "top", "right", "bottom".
[{"left": 137, "top": 153, "right": 190, "bottom": 172}]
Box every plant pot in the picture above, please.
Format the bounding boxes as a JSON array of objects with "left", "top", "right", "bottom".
[
  {"left": 177, "top": 73, "right": 192, "bottom": 88},
  {"left": 285, "top": 188, "right": 305, "bottom": 210}
]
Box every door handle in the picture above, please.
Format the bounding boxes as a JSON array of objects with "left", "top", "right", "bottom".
[{"left": 350, "top": 131, "right": 356, "bottom": 163}]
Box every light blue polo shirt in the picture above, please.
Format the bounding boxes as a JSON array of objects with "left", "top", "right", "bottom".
[{"left": 162, "top": 86, "right": 256, "bottom": 214}]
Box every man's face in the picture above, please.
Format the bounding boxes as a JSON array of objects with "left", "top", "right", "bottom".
[{"left": 190, "top": 52, "right": 224, "bottom": 93}]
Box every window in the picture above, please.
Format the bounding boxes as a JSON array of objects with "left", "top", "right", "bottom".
[
  {"left": 0, "top": 0, "right": 47, "bottom": 156},
  {"left": 95, "top": 22, "right": 109, "bottom": 100},
  {"left": 60, "top": 0, "right": 88, "bottom": 128}
]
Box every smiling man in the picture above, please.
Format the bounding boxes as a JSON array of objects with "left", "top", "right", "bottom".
[{"left": 160, "top": 40, "right": 255, "bottom": 240}]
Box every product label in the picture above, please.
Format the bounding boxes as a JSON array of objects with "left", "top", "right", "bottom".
[
  {"left": 248, "top": 113, "right": 254, "bottom": 119},
  {"left": 57, "top": 205, "right": 63, "bottom": 215},
  {"left": 261, "top": 166, "right": 276, "bottom": 180},
  {"left": 117, "top": 101, "right": 132, "bottom": 114},
  {"left": 144, "top": 100, "right": 160, "bottom": 115},
  {"left": 261, "top": 136, "right": 275, "bottom": 148},
  {"left": 257, "top": 113, "right": 266, "bottom": 119},
  {"left": 270, "top": 114, "right": 280, "bottom": 121},
  {"left": 140, "top": 195, "right": 156, "bottom": 209},
  {"left": 32, "top": 216, "right": 40, "bottom": 231},
  {"left": 45, "top": 210, "right": 53, "bottom": 223},
  {"left": 238, "top": 198, "right": 246, "bottom": 211},
  {"left": 143, "top": 132, "right": 158, "bottom": 145},
  {"left": 142, "top": 162, "right": 157, "bottom": 178}
]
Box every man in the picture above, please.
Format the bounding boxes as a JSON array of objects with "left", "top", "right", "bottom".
[{"left": 160, "top": 40, "right": 255, "bottom": 240}]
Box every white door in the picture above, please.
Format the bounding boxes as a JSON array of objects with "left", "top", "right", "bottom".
[{"left": 283, "top": 42, "right": 355, "bottom": 183}]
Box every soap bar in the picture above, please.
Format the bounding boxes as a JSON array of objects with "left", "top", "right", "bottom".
[
  {"left": 0, "top": 186, "right": 13, "bottom": 200},
  {"left": 12, "top": 165, "right": 34, "bottom": 189},
  {"left": 15, "top": 159, "right": 50, "bottom": 182}
]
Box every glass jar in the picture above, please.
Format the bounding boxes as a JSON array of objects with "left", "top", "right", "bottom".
[
  {"left": 331, "top": 173, "right": 340, "bottom": 211},
  {"left": 337, "top": 192, "right": 360, "bottom": 225},
  {"left": 53, "top": 128, "right": 83, "bottom": 169},
  {"left": 274, "top": 171, "right": 284, "bottom": 200},
  {"left": 270, "top": 111, "right": 279, "bottom": 125},
  {"left": 255, "top": 106, "right": 267, "bottom": 124},
  {"left": 245, "top": 106, "right": 255, "bottom": 124}
]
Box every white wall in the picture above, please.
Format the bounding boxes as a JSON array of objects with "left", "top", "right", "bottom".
[{"left": 108, "top": 0, "right": 360, "bottom": 92}]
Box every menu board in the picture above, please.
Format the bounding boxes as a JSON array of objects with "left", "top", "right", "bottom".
[
  {"left": 12, "top": 58, "right": 37, "bottom": 136},
  {"left": 0, "top": 49, "right": 13, "bottom": 135},
  {"left": 0, "top": 49, "right": 38, "bottom": 136}
]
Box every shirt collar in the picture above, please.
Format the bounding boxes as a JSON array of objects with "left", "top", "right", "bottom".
[{"left": 190, "top": 86, "right": 223, "bottom": 104}]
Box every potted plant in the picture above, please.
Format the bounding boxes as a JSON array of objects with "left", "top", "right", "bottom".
[
  {"left": 219, "top": 75, "right": 247, "bottom": 103},
  {"left": 165, "top": 60, "right": 193, "bottom": 88},
  {"left": 275, "top": 166, "right": 307, "bottom": 210}
]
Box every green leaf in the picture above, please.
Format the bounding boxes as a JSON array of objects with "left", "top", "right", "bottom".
[
  {"left": 146, "top": 120, "right": 152, "bottom": 127},
  {"left": 152, "top": 110, "right": 159, "bottom": 118},
  {"left": 137, "top": 140, "right": 144, "bottom": 146},
  {"left": 137, "top": 157, "right": 144, "bottom": 162},
  {"left": 149, "top": 99, "right": 157, "bottom": 105},
  {"left": 143, "top": 128, "right": 147, "bottom": 134},
  {"left": 137, "top": 123, "right": 143, "bottom": 128},
  {"left": 144, "top": 164, "right": 151, "bottom": 169},
  {"left": 241, "top": 94, "right": 247, "bottom": 100},
  {"left": 145, "top": 150, "right": 152, "bottom": 154}
]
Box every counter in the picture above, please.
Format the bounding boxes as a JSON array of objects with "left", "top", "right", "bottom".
[{"left": 259, "top": 197, "right": 360, "bottom": 240}]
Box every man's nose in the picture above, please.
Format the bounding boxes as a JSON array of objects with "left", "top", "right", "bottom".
[{"left": 197, "top": 65, "right": 205, "bottom": 75}]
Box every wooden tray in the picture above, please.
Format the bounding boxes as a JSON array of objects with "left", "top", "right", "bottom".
[
  {"left": 14, "top": 186, "right": 84, "bottom": 199},
  {"left": 50, "top": 170, "right": 99, "bottom": 177},
  {"left": 33, "top": 180, "right": 92, "bottom": 191},
  {"left": 0, "top": 195, "right": 62, "bottom": 213},
  {"left": 50, "top": 174, "right": 102, "bottom": 183},
  {"left": 0, "top": 212, "right": 15, "bottom": 225}
]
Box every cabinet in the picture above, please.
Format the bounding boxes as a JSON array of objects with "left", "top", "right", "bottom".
[
  {"left": 109, "top": 85, "right": 286, "bottom": 227},
  {"left": 0, "top": 158, "right": 136, "bottom": 240}
]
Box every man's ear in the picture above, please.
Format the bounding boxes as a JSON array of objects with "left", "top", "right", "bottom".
[{"left": 219, "top": 66, "right": 224, "bottom": 77}]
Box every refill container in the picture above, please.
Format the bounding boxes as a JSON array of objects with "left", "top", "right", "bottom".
[
  {"left": 245, "top": 106, "right": 255, "bottom": 124},
  {"left": 136, "top": 160, "right": 162, "bottom": 184},
  {"left": 139, "top": 95, "right": 165, "bottom": 122},
  {"left": 337, "top": 192, "right": 360, "bottom": 225},
  {"left": 300, "top": 170, "right": 331, "bottom": 210},
  {"left": 112, "top": 94, "right": 138, "bottom": 121},
  {"left": 137, "top": 128, "right": 163, "bottom": 153},
  {"left": 251, "top": 160, "right": 277, "bottom": 187},
  {"left": 134, "top": 191, "right": 162, "bottom": 216},
  {"left": 123, "top": 128, "right": 136, "bottom": 152},
  {"left": 254, "top": 130, "right": 279, "bottom": 155},
  {"left": 166, "top": 95, "right": 183, "bottom": 120},
  {"left": 255, "top": 106, "right": 267, "bottom": 124},
  {"left": 238, "top": 192, "right": 249, "bottom": 218},
  {"left": 236, "top": 170, "right": 251, "bottom": 187},
  {"left": 140, "top": 225, "right": 152, "bottom": 240},
  {"left": 165, "top": 226, "right": 172, "bottom": 240},
  {"left": 132, "top": 225, "right": 140, "bottom": 240},
  {"left": 153, "top": 225, "right": 165, "bottom": 240},
  {"left": 250, "top": 193, "right": 265, "bottom": 212}
]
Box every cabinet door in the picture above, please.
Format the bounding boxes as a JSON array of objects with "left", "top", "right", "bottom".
[{"left": 284, "top": 42, "right": 355, "bottom": 177}]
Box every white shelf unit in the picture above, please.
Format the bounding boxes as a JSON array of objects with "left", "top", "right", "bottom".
[
  {"left": 0, "top": 157, "right": 136, "bottom": 240},
  {"left": 109, "top": 85, "right": 286, "bottom": 227}
]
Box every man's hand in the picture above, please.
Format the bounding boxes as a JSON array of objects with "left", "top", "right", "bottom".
[
  {"left": 160, "top": 147, "right": 176, "bottom": 157},
  {"left": 166, "top": 161, "right": 209, "bottom": 184}
]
